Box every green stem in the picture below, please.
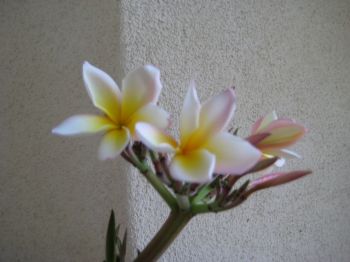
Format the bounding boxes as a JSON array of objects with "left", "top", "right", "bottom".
[
  {"left": 141, "top": 165, "right": 178, "bottom": 210},
  {"left": 122, "top": 151, "right": 178, "bottom": 210},
  {"left": 191, "top": 203, "right": 211, "bottom": 214},
  {"left": 134, "top": 211, "right": 193, "bottom": 262}
]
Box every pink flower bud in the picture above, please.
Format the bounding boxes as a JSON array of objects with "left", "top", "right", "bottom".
[{"left": 244, "top": 170, "right": 312, "bottom": 197}]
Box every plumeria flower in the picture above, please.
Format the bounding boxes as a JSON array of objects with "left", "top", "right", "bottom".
[
  {"left": 135, "top": 85, "right": 261, "bottom": 183},
  {"left": 248, "top": 111, "right": 306, "bottom": 167},
  {"left": 52, "top": 62, "right": 169, "bottom": 160}
]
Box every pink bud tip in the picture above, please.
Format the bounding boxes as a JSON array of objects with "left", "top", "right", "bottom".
[{"left": 244, "top": 170, "right": 312, "bottom": 197}]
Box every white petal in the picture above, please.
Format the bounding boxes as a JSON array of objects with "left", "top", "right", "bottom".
[
  {"left": 280, "top": 149, "right": 301, "bottom": 159},
  {"left": 127, "top": 104, "right": 170, "bottom": 138},
  {"left": 169, "top": 150, "right": 215, "bottom": 183},
  {"left": 121, "top": 65, "right": 162, "bottom": 121},
  {"left": 98, "top": 128, "right": 130, "bottom": 160},
  {"left": 135, "top": 122, "right": 177, "bottom": 153},
  {"left": 204, "top": 132, "right": 261, "bottom": 174},
  {"left": 186, "top": 88, "right": 236, "bottom": 149},
  {"left": 180, "top": 83, "right": 200, "bottom": 145},
  {"left": 275, "top": 158, "right": 286, "bottom": 167},
  {"left": 258, "top": 120, "right": 306, "bottom": 149},
  {"left": 83, "top": 62, "right": 121, "bottom": 122},
  {"left": 199, "top": 88, "right": 236, "bottom": 133},
  {"left": 264, "top": 149, "right": 301, "bottom": 159},
  {"left": 52, "top": 115, "right": 114, "bottom": 136}
]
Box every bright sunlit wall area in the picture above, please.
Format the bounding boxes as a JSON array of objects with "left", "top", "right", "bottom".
[{"left": 1, "top": 1, "right": 349, "bottom": 261}]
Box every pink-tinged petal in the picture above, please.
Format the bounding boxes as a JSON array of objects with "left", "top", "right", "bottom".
[
  {"left": 263, "top": 119, "right": 304, "bottom": 132},
  {"left": 170, "top": 149, "right": 215, "bottom": 183},
  {"left": 258, "top": 120, "right": 306, "bottom": 149},
  {"left": 199, "top": 88, "right": 236, "bottom": 134},
  {"left": 204, "top": 132, "right": 261, "bottom": 174},
  {"left": 98, "top": 128, "right": 130, "bottom": 160},
  {"left": 246, "top": 132, "right": 271, "bottom": 146},
  {"left": 252, "top": 111, "right": 278, "bottom": 133},
  {"left": 180, "top": 84, "right": 200, "bottom": 145},
  {"left": 127, "top": 104, "right": 170, "bottom": 138},
  {"left": 52, "top": 115, "right": 115, "bottom": 136},
  {"left": 263, "top": 148, "right": 301, "bottom": 159},
  {"left": 121, "top": 65, "right": 162, "bottom": 121},
  {"left": 135, "top": 122, "right": 177, "bottom": 153},
  {"left": 244, "top": 170, "right": 312, "bottom": 197},
  {"left": 186, "top": 88, "right": 236, "bottom": 149},
  {"left": 83, "top": 62, "right": 121, "bottom": 122}
]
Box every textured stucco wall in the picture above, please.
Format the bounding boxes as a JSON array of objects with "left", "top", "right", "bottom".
[
  {"left": 1, "top": 0, "right": 350, "bottom": 262},
  {"left": 120, "top": 0, "right": 350, "bottom": 261}
]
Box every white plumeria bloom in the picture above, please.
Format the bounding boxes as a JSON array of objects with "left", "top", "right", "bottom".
[
  {"left": 52, "top": 62, "right": 169, "bottom": 160},
  {"left": 136, "top": 85, "right": 261, "bottom": 183}
]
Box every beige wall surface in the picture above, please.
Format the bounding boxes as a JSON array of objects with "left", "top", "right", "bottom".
[
  {"left": 1, "top": 1, "right": 129, "bottom": 261},
  {"left": 1, "top": 0, "right": 350, "bottom": 262}
]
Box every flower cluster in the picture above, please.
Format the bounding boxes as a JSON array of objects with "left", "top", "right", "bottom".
[
  {"left": 53, "top": 63, "right": 311, "bottom": 261},
  {"left": 53, "top": 63, "right": 310, "bottom": 208},
  {"left": 53, "top": 62, "right": 305, "bottom": 188}
]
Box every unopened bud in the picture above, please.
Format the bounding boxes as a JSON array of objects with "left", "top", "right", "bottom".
[{"left": 244, "top": 170, "right": 312, "bottom": 197}]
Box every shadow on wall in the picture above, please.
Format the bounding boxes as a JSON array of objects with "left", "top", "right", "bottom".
[{"left": 0, "top": 0, "right": 129, "bottom": 261}]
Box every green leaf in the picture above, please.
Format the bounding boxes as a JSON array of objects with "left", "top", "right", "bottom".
[
  {"left": 191, "top": 184, "right": 213, "bottom": 204},
  {"left": 238, "top": 180, "right": 250, "bottom": 193},
  {"left": 119, "top": 230, "right": 128, "bottom": 262},
  {"left": 106, "top": 210, "right": 116, "bottom": 262},
  {"left": 115, "top": 224, "right": 120, "bottom": 237},
  {"left": 228, "top": 189, "right": 238, "bottom": 200},
  {"left": 115, "top": 224, "right": 122, "bottom": 251},
  {"left": 229, "top": 180, "right": 250, "bottom": 200}
]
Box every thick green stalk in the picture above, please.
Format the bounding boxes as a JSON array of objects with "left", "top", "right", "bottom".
[
  {"left": 122, "top": 151, "right": 178, "bottom": 210},
  {"left": 134, "top": 211, "right": 193, "bottom": 262},
  {"left": 141, "top": 165, "right": 178, "bottom": 210}
]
